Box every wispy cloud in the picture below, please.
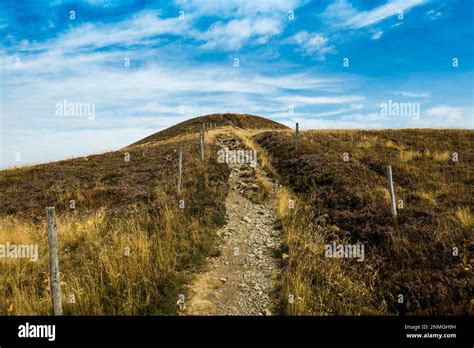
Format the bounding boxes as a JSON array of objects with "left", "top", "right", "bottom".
[
  {"left": 40, "top": 11, "right": 193, "bottom": 51},
  {"left": 392, "top": 91, "right": 430, "bottom": 98},
  {"left": 426, "top": 8, "right": 442, "bottom": 20},
  {"left": 173, "top": 0, "right": 305, "bottom": 18},
  {"left": 426, "top": 105, "right": 473, "bottom": 121},
  {"left": 323, "top": 0, "right": 429, "bottom": 29},
  {"left": 312, "top": 103, "right": 364, "bottom": 117},
  {"left": 274, "top": 95, "right": 365, "bottom": 106},
  {"left": 286, "top": 31, "right": 336, "bottom": 60},
  {"left": 199, "top": 17, "right": 281, "bottom": 50},
  {"left": 1, "top": 0, "right": 472, "bottom": 168},
  {"left": 372, "top": 31, "right": 383, "bottom": 40}
]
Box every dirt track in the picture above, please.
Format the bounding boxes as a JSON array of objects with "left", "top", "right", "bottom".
[{"left": 184, "top": 136, "right": 281, "bottom": 315}]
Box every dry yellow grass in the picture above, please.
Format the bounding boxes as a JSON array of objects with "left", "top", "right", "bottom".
[
  {"left": 229, "top": 128, "right": 383, "bottom": 314},
  {"left": 456, "top": 207, "right": 474, "bottom": 232},
  {"left": 276, "top": 187, "right": 294, "bottom": 219},
  {"left": 0, "top": 193, "right": 194, "bottom": 315},
  {"left": 423, "top": 149, "right": 450, "bottom": 162},
  {"left": 373, "top": 187, "right": 391, "bottom": 206},
  {"left": 0, "top": 149, "right": 227, "bottom": 316},
  {"left": 454, "top": 207, "right": 473, "bottom": 269},
  {"left": 357, "top": 140, "right": 373, "bottom": 149},
  {"left": 399, "top": 150, "right": 422, "bottom": 162},
  {"left": 432, "top": 150, "right": 450, "bottom": 162},
  {"left": 126, "top": 132, "right": 199, "bottom": 149},
  {"left": 385, "top": 140, "right": 399, "bottom": 149},
  {"left": 231, "top": 128, "right": 278, "bottom": 177},
  {"left": 414, "top": 190, "right": 437, "bottom": 205},
  {"left": 276, "top": 198, "right": 382, "bottom": 315}
]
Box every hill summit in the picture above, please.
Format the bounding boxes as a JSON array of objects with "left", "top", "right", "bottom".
[{"left": 130, "top": 113, "right": 288, "bottom": 146}]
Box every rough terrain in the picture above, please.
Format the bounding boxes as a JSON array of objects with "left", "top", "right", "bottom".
[{"left": 184, "top": 136, "right": 282, "bottom": 315}]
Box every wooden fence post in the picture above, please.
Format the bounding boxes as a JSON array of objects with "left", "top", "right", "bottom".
[
  {"left": 177, "top": 150, "right": 183, "bottom": 196},
  {"left": 46, "top": 207, "right": 63, "bottom": 315},
  {"left": 200, "top": 130, "right": 205, "bottom": 161},
  {"left": 294, "top": 122, "right": 299, "bottom": 149},
  {"left": 386, "top": 166, "right": 397, "bottom": 223}
]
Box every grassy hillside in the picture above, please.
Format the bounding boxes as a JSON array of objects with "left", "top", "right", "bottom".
[
  {"left": 1, "top": 113, "right": 471, "bottom": 316},
  {"left": 254, "top": 129, "right": 473, "bottom": 315},
  {"left": 131, "top": 113, "right": 288, "bottom": 146},
  {"left": 0, "top": 122, "right": 230, "bottom": 314}
]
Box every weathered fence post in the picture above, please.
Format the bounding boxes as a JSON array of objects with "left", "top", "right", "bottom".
[
  {"left": 46, "top": 207, "right": 63, "bottom": 315},
  {"left": 386, "top": 166, "right": 397, "bottom": 223},
  {"left": 200, "top": 130, "right": 205, "bottom": 161},
  {"left": 294, "top": 122, "right": 299, "bottom": 149},
  {"left": 272, "top": 123, "right": 275, "bottom": 133},
  {"left": 177, "top": 150, "right": 183, "bottom": 196}
]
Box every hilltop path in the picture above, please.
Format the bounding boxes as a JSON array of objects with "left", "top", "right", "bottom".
[{"left": 183, "top": 135, "right": 282, "bottom": 315}]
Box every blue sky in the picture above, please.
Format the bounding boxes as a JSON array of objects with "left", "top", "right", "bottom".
[{"left": 1, "top": 0, "right": 473, "bottom": 168}]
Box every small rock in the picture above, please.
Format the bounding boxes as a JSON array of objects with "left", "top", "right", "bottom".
[
  {"left": 282, "top": 253, "right": 289, "bottom": 260},
  {"left": 264, "top": 309, "right": 272, "bottom": 316},
  {"left": 219, "top": 277, "right": 227, "bottom": 283}
]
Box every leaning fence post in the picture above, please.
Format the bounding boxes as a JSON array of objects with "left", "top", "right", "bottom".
[
  {"left": 46, "top": 207, "right": 63, "bottom": 315},
  {"left": 177, "top": 150, "right": 183, "bottom": 196},
  {"left": 386, "top": 166, "right": 397, "bottom": 223}
]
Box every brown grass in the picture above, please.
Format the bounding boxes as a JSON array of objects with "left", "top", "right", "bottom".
[
  {"left": 254, "top": 128, "right": 473, "bottom": 315},
  {"left": 0, "top": 130, "right": 230, "bottom": 315}
]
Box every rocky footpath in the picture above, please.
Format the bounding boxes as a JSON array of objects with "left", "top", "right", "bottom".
[{"left": 184, "top": 136, "right": 281, "bottom": 315}]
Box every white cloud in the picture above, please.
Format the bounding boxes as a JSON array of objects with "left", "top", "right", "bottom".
[
  {"left": 173, "top": 0, "right": 305, "bottom": 18},
  {"left": 15, "top": 3, "right": 298, "bottom": 54},
  {"left": 313, "top": 103, "right": 364, "bottom": 117},
  {"left": 1, "top": 18, "right": 353, "bottom": 168},
  {"left": 46, "top": 11, "right": 192, "bottom": 51},
  {"left": 323, "top": 0, "right": 429, "bottom": 29},
  {"left": 251, "top": 74, "right": 342, "bottom": 90},
  {"left": 172, "top": 0, "right": 307, "bottom": 50},
  {"left": 393, "top": 91, "right": 430, "bottom": 98},
  {"left": 275, "top": 95, "right": 365, "bottom": 106},
  {"left": 199, "top": 17, "right": 282, "bottom": 50},
  {"left": 286, "top": 31, "right": 336, "bottom": 60},
  {"left": 346, "top": 112, "right": 387, "bottom": 121},
  {"left": 372, "top": 31, "right": 383, "bottom": 40},
  {"left": 426, "top": 9, "right": 442, "bottom": 20},
  {"left": 426, "top": 105, "right": 472, "bottom": 121}
]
